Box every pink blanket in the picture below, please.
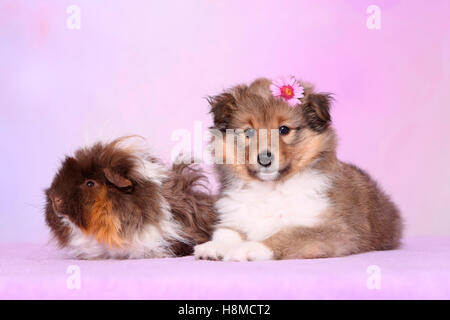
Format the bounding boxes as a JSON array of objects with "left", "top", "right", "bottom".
[{"left": 1, "top": 237, "right": 449, "bottom": 299}]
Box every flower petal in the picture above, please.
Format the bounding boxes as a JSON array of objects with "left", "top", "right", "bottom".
[
  {"left": 294, "top": 90, "right": 304, "bottom": 99},
  {"left": 270, "top": 84, "right": 281, "bottom": 96},
  {"left": 291, "top": 81, "right": 302, "bottom": 91}
]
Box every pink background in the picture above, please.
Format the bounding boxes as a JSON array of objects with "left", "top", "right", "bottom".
[{"left": 1, "top": 0, "right": 449, "bottom": 243}]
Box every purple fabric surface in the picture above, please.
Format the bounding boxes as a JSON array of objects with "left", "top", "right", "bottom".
[{"left": 1, "top": 237, "right": 449, "bottom": 299}]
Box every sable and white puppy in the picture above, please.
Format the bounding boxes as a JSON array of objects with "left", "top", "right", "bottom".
[
  {"left": 194, "top": 77, "right": 403, "bottom": 261},
  {"left": 45, "top": 137, "right": 216, "bottom": 259}
]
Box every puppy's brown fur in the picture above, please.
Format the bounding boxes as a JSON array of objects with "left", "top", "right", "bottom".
[{"left": 204, "top": 78, "right": 402, "bottom": 260}]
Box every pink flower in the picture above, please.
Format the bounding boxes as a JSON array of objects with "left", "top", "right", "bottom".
[{"left": 270, "top": 76, "right": 304, "bottom": 106}]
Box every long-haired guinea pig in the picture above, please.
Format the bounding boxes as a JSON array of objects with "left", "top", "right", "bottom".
[{"left": 45, "top": 137, "right": 216, "bottom": 259}]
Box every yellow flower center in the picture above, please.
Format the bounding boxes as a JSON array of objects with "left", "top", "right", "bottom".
[{"left": 281, "top": 85, "right": 294, "bottom": 99}]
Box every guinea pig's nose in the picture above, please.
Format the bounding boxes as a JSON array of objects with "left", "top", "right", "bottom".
[
  {"left": 257, "top": 151, "right": 273, "bottom": 167},
  {"left": 50, "top": 195, "right": 63, "bottom": 213}
]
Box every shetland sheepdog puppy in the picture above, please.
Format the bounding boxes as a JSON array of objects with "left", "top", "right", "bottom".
[{"left": 194, "top": 77, "right": 403, "bottom": 261}]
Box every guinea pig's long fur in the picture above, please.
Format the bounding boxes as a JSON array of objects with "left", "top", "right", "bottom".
[
  {"left": 194, "top": 77, "right": 403, "bottom": 261},
  {"left": 45, "top": 137, "right": 216, "bottom": 259}
]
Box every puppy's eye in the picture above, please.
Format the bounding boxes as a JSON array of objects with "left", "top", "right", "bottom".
[
  {"left": 279, "top": 126, "right": 290, "bottom": 136},
  {"left": 244, "top": 128, "right": 255, "bottom": 138},
  {"left": 86, "top": 180, "right": 95, "bottom": 188}
]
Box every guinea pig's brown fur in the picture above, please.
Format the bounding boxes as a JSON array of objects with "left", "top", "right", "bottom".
[{"left": 45, "top": 137, "right": 216, "bottom": 259}]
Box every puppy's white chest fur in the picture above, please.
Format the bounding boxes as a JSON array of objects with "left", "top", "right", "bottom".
[{"left": 216, "top": 169, "right": 331, "bottom": 241}]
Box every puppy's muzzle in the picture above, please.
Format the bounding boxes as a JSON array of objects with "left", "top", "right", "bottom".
[{"left": 257, "top": 150, "right": 274, "bottom": 167}]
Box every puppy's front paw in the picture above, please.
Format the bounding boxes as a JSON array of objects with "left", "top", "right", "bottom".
[
  {"left": 194, "top": 241, "right": 230, "bottom": 261},
  {"left": 223, "top": 241, "right": 273, "bottom": 262}
]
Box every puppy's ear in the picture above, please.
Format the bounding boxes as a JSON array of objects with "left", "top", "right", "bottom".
[
  {"left": 207, "top": 91, "right": 239, "bottom": 131},
  {"left": 302, "top": 93, "right": 333, "bottom": 132},
  {"left": 103, "top": 168, "right": 132, "bottom": 188}
]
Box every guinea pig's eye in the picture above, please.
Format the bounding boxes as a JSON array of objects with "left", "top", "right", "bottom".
[
  {"left": 244, "top": 128, "right": 255, "bottom": 138},
  {"left": 279, "top": 126, "right": 290, "bottom": 136},
  {"left": 86, "top": 180, "right": 95, "bottom": 188}
]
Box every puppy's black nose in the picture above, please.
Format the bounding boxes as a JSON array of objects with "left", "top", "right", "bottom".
[{"left": 257, "top": 151, "right": 273, "bottom": 167}]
